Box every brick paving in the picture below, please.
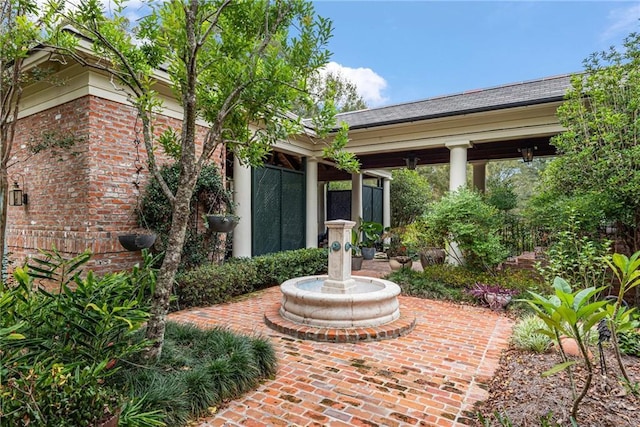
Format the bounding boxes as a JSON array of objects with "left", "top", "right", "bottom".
[{"left": 169, "top": 260, "right": 513, "bottom": 427}]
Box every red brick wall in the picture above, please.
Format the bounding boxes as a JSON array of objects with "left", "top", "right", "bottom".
[{"left": 7, "top": 95, "right": 223, "bottom": 274}]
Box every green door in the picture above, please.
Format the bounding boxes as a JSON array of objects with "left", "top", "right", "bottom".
[{"left": 252, "top": 166, "right": 305, "bottom": 256}]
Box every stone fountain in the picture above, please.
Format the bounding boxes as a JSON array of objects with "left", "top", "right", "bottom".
[{"left": 277, "top": 220, "right": 405, "bottom": 331}]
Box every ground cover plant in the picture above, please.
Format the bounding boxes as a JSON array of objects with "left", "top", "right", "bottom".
[
  {"left": 386, "top": 264, "right": 547, "bottom": 309},
  {"left": 0, "top": 249, "right": 278, "bottom": 426},
  {"left": 115, "top": 322, "right": 277, "bottom": 427}
]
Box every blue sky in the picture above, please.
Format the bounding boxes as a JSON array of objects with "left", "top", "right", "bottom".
[{"left": 312, "top": 1, "right": 640, "bottom": 107}]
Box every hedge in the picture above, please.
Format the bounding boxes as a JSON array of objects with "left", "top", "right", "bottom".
[{"left": 173, "top": 248, "right": 328, "bottom": 310}]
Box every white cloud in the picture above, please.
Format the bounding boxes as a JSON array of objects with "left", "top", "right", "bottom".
[
  {"left": 320, "top": 61, "right": 388, "bottom": 107},
  {"left": 601, "top": 3, "right": 640, "bottom": 41}
]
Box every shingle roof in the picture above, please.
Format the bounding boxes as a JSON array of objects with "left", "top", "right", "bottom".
[{"left": 334, "top": 74, "right": 575, "bottom": 130}]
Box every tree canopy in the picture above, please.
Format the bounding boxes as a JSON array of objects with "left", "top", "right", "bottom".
[
  {"left": 536, "top": 32, "right": 640, "bottom": 251},
  {"left": 56, "top": 0, "right": 357, "bottom": 359}
]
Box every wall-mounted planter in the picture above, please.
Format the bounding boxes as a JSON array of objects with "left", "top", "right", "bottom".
[
  {"left": 118, "top": 233, "right": 157, "bottom": 251},
  {"left": 206, "top": 214, "right": 239, "bottom": 233}
]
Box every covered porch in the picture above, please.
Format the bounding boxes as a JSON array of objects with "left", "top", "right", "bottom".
[{"left": 230, "top": 75, "right": 571, "bottom": 257}]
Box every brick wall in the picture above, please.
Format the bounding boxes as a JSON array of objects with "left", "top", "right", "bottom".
[{"left": 7, "top": 95, "right": 223, "bottom": 274}]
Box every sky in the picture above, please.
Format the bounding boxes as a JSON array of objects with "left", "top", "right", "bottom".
[{"left": 312, "top": 1, "right": 640, "bottom": 107}]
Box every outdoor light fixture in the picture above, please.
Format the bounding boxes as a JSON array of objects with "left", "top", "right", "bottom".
[
  {"left": 518, "top": 146, "right": 537, "bottom": 163},
  {"left": 404, "top": 153, "right": 420, "bottom": 170},
  {"left": 8, "top": 180, "right": 28, "bottom": 206}
]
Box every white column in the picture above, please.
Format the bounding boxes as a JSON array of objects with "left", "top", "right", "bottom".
[
  {"left": 232, "top": 157, "right": 252, "bottom": 258},
  {"left": 472, "top": 161, "right": 487, "bottom": 193},
  {"left": 446, "top": 140, "right": 471, "bottom": 191},
  {"left": 351, "top": 173, "right": 363, "bottom": 224},
  {"left": 318, "top": 182, "right": 326, "bottom": 234},
  {"left": 382, "top": 178, "right": 391, "bottom": 230},
  {"left": 305, "top": 157, "right": 318, "bottom": 248},
  {"left": 445, "top": 141, "right": 471, "bottom": 265}
]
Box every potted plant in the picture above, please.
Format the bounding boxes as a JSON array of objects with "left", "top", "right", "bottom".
[
  {"left": 118, "top": 229, "right": 157, "bottom": 251},
  {"left": 358, "top": 220, "right": 383, "bottom": 260},
  {"left": 384, "top": 228, "right": 413, "bottom": 270},
  {"left": 401, "top": 219, "right": 445, "bottom": 268},
  {"left": 205, "top": 212, "right": 240, "bottom": 233},
  {"left": 350, "top": 230, "right": 363, "bottom": 271}
]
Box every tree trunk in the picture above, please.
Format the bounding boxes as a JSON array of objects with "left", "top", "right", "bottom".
[
  {"left": 144, "top": 165, "right": 199, "bottom": 360},
  {"left": 0, "top": 166, "right": 8, "bottom": 281}
]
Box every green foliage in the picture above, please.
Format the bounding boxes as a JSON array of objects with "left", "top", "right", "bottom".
[
  {"left": 116, "top": 322, "right": 277, "bottom": 426},
  {"left": 140, "top": 163, "right": 232, "bottom": 270},
  {"left": 485, "top": 178, "right": 517, "bottom": 212},
  {"left": 358, "top": 220, "right": 383, "bottom": 248},
  {"left": 292, "top": 69, "right": 367, "bottom": 117},
  {"left": 536, "top": 212, "right": 612, "bottom": 291},
  {"left": 511, "top": 314, "right": 552, "bottom": 353},
  {"left": 174, "top": 248, "right": 328, "bottom": 309},
  {"left": 540, "top": 32, "right": 640, "bottom": 251},
  {"left": 617, "top": 329, "right": 640, "bottom": 357},
  {"left": 421, "top": 188, "right": 509, "bottom": 270},
  {"left": 390, "top": 169, "right": 433, "bottom": 227},
  {"left": 0, "top": 250, "right": 156, "bottom": 426},
  {"left": 387, "top": 264, "right": 547, "bottom": 306},
  {"left": 525, "top": 277, "right": 609, "bottom": 420},
  {"left": 602, "top": 251, "right": 640, "bottom": 383}
]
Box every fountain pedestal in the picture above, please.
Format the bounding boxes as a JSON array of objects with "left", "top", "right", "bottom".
[{"left": 321, "top": 220, "right": 356, "bottom": 293}]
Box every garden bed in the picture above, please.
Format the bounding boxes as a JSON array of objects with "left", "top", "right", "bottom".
[{"left": 474, "top": 346, "right": 640, "bottom": 426}]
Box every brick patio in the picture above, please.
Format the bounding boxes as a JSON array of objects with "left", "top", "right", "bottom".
[{"left": 169, "top": 260, "right": 513, "bottom": 426}]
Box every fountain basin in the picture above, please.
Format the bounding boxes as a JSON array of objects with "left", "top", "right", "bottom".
[{"left": 279, "top": 275, "right": 401, "bottom": 328}]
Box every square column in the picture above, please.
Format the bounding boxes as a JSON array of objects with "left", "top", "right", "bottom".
[
  {"left": 305, "top": 157, "right": 319, "bottom": 248},
  {"left": 232, "top": 157, "right": 252, "bottom": 258},
  {"left": 472, "top": 161, "right": 487, "bottom": 193},
  {"left": 321, "top": 220, "right": 356, "bottom": 293}
]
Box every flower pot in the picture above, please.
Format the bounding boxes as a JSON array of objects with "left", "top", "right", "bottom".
[
  {"left": 95, "top": 410, "right": 119, "bottom": 427},
  {"left": 389, "top": 256, "right": 412, "bottom": 271},
  {"left": 361, "top": 247, "right": 376, "bottom": 260},
  {"left": 118, "top": 233, "right": 156, "bottom": 251},
  {"left": 351, "top": 255, "right": 363, "bottom": 271},
  {"left": 419, "top": 247, "right": 446, "bottom": 268},
  {"left": 206, "top": 214, "right": 239, "bottom": 233}
]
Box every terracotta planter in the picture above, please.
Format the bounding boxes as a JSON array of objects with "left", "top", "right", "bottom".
[
  {"left": 118, "top": 233, "right": 156, "bottom": 251},
  {"left": 206, "top": 214, "right": 239, "bottom": 233},
  {"left": 351, "top": 256, "right": 363, "bottom": 271},
  {"left": 95, "top": 411, "right": 119, "bottom": 427},
  {"left": 419, "top": 247, "right": 446, "bottom": 268}
]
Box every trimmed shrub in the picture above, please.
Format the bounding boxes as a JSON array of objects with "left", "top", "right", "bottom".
[{"left": 174, "top": 248, "right": 328, "bottom": 309}]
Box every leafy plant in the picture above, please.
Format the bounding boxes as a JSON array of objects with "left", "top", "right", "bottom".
[
  {"left": 140, "top": 163, "right": 233, "bottom": 270},
  {"left": 390, "top": 168, "right": 432, "bottom": 227},
  {"left": 536, "top": 210, "right": 612, "bottom": 291},
  {"left": 524, "top": 277, "right": 608, "bottom": 422},
  {"left": 467, "top": 283, "right": 519, "bottom": 310},
  {"left": 0, "top": 249, "right": 157, "bottom": 426},
  {"left": 511, "top": 315, "right": 552, "bottom": 353},
  {"left": 420, "top": 188, "right": 508, "bottom": 271},
  {"left": 617, "top": 329, "right": 640, "bottom": 357},
  {"left": 603, "top": 251, "right": 640, "bottom": 384},
  {"left": 358, "top": 220, "right": 383, "bottom": 248}
]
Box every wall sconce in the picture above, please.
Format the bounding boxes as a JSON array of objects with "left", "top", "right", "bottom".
[
  {"left": 404, "top": 153, "right": 420, "bottom": 170},
  {"left": 8, "top": 180, "right": 28, "bottom": 206},
  {"left": 518, "top": 146, "right": 537, "bottom": 163}
]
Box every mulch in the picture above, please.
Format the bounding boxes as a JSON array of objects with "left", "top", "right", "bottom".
[{"left": 473, "top": 345, "right": 640, "bottom": 426}]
